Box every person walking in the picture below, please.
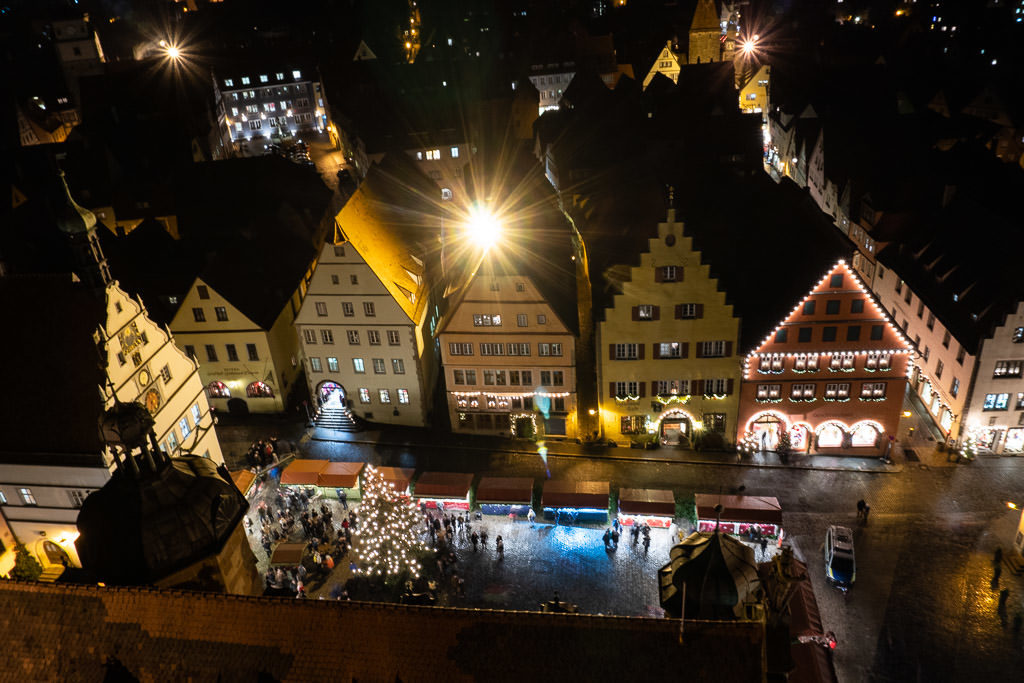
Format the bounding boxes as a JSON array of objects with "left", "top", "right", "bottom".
[
  {"left": 471, "top": 531, "right": 479, "bottom": 551},
  {"left": 496, "top": 535, "right": 504, "bottom": 560},
  {"left": 631, "top": 525, "right": 640, "bottom": 546},
  {"left": 527, "top": 508, "right": 536, "bottom": 526},
  {"left": 339, "top": 488, "right": 348, "bottom": 510},
  {"left": 856, "top": 499, "right": 866, "bottom": 521},
  {"left": 480, "top": 529, "right": 489, "bottom": 547},
  {"left": 603, "top": 528, "right": 611, "bottom": 549}
]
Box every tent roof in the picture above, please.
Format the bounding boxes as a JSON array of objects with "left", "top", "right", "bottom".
[
  {"left": 476, "top": 477, "right": 534, "bottom": 503},
  {"left": 414, "top": 472, "right": 474, "bottom": 499}
]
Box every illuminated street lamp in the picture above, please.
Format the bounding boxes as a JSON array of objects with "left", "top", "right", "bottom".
[{"left": 465, "top": 204, "right": 501, "bottom": 250}]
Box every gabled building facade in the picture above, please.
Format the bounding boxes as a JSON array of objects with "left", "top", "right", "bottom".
[
  {"left": 170, "top": 274, "right": 308, "bottom": 414},
  {"left": 295, "top": 157, "right": 442, "bottom": 427},
  {"left": 737, "top": 262, "right": 913, "bottom": 456},
  {"left": 596, "top": 209, "right": 741, "bottom": 447},
  {"left": 439, "top": 273, "right": 578, "bottom": 439},
  {"left": 966, "top": 302, "right": 1024, "bottom": 454}
]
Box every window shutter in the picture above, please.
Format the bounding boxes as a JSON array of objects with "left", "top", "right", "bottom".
[
  {"left": 631, "top": 306, "right": 640, "bottom": 321},
  {"left": 639, "top": 382, "right": 646, "bottom": 398},
  {"left": 609, "top": 382, "right": 616, "bottom": 398},
  {"left": 696, "top": 304, "right": 704, "bottom": 318},
  {"left": 654, "top": 268, "right": 664, "bottom": 282},
  {"left": 695, "top": 343, "right": 704, "bottom": 358},
  {"left": 638, "top": 344, "right": 646, "bottom": 360},
  {"left": 678, "top": 267, "right": 684, "bottom": 282},
  {"left": 652, "top": 306, "right": 661, "bottom": 320},
  {"left": 653, "top": 344, "right": 661, "bottom": 359},
  {"left": 609, "top": 344, "right": 615, "bottom": 360},
  {"left": 675, "top": 304, "right": 683, "bottom": 319},
  {"left": 725, "top": 341, "right": 733, "bottom": 357},
  {"left": 652, "top": 381, "right": 659, "bottom": 396},
  {"left": 695, "top": 379, "right": 704, "bottom": 395},
  {"left": 727, "top": 378, "right": 735, "bottom": 395},
  {"left": 681, "top": 342, "right": 689, "bottom": 358}
]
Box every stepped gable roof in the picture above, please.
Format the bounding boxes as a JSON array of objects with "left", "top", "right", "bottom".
[
  {"left": 0, "top": 275, "right": 106, "bottom": 463},
  {"left": 97, "top": 219, "right": 200, "bottom": 326},
  {"left": 76, "top": 455, "right": 249, "bottom": 587},
  {"left": 334, "top": 152, "right": 442, "bottom": 322},
  {"left": 659, "top": 530, "right": 761, "bottom": 620},
  {"left": 172, "top": 157, "right": 330, "bottom": 329},
  {"left": 0, "top": 581, "right": 764, "bottom": 681}
]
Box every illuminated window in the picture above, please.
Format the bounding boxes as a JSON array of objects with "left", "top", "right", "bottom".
[
  {"left": 259, "top": 74, "right": 268, "bottom": 83},
  {"left": 292, "top": 70, "right": 302, "bottom": 79},
  {"left": 791, "top": 383, "right": 815, "bottom": 399},
  {"left": 472, "top": 314, "right": 501, "bottom": 326},
  {"left": 756, "top": 384, "right": 781, "bottom": 400},
  {"left": 241, "top": 77, "right": 250, "bottom": 85},
  {"left": 450, "top": 146, "right": 460, "bottom": 158},
  {"left": 824, "top": 383, "right": 850, "bottom": 400},
  {"left": 379, "top": 389, "right": 391, "bottom": 403},
  {"left": 658, "top": 342, "right": 683, "bottom": 358},
  {"left": 359, "top": 388, "right": 371, "bottom": 403},
  {"left": 224, "top": 79, "right": 234, "bottom": 87},
  {"left": 352, "top": 358, "right": 364, "bottom": 373},
  {"left": 398, "top": 389, "right": 410, "bottom": 404},
  {"left": 310, "top": 357, "right": 322, "bottom": 372},
  {"left": 180, "top": 418, "right": 191, "bottom": 438},
  {"left": 994, "top": 361, "right": 1023, "bottom": 378},
  {"left": 18, "top": 487, "right": 37, "bottom": 505},
  {"left": 860, "top": 383, "right": 886, "bottom": 399},
  {"left": 327, "top": 357, "right": 339, "bottom": 372}
]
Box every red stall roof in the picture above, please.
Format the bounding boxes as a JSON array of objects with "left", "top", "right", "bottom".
[
  {"left": 694, "top": 494, "right": 783, "bottom": 525},
  {"left": 619, "top": 488, "right": 675, "bottom": 517},
  {"left": 317, "top": 462, "right": 365, "bottom": 488},
  {"left": 376, "top": 467, "right": 414, "bottom": 493},
  {"left": 476, "top": 477, "right": 534, "bottom": 504},
  {"left": 414, "top": 472, "right": 474, "bottom": 499},
  {"left": 280, "top": 459, "right": 329, "bottom": 486},
  {"left": 543, "top": 480, "right": 609, "bottom": 509},
  {"left": 230, "top": 470, "right": 256, "bottom": 496}
]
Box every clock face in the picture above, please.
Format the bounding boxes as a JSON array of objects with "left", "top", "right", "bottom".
[
  {"left": 145, "top": 388, "right": 161, "bottom": 415},
  {"left": 138, "top": 368, "right": 152, "bottom": 387},
  {"left": 119, "top": 322, "right": 143, "bottom": 356}
]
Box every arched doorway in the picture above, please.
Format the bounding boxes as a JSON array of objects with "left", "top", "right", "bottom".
[
  {"left": 659, "top": 409, "right": 696, "bottom": 447},
  {"left": 749, "top": 413, "right": 786, "bottom": 451},
  {"left": 316, "top": 381, "right": 345, "bottom": 406}
]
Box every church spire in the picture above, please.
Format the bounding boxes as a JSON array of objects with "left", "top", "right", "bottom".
[{"left": 55, "top": 170, "right": 112, "bottom": 294}]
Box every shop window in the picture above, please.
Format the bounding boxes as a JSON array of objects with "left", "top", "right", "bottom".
[
  {"left": 620, "top": 416, "right": 646, "bottom": 434},
  {"left": 207, "top": 381, "right": 230, "bottom": 398},
  {"left": 817, "top": 423, "right": 845, "bottom": 447},
  {"left": 247, "top": 381, "right": 275, "bottom": 398},
  {"left": 851, "top": 424, "right": 879, "bottom": 447}
]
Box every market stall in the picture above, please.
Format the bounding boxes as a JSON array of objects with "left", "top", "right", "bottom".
[
  {"left": 316, "top": 461, "right": 365, "bottom": 501},
  {"left": 542, "top": 480, "right": 609, "bottom": 524},
  {"left": 413, "top": 472, "right": 473, "bottom": 512},
  {"left": 280, "top": 459, "right": 328, "bottom": 486},
  {"left": 618, "top": 488, "right": 675, "bottom": 529},
  {"left": 376, "top": 467, "right": 415, "bottom": 496},
  {"left": 269, "top": 542, "right": 305, "bottom": 566},
  {"left": 694, "top": 494, "right": 782, "bottom": 537},
  {"left": 476, "top": 477, "right": 534, "bottom": 517},
  {"left": 230, "top": 469, "right": 257, "bottom": 498}
]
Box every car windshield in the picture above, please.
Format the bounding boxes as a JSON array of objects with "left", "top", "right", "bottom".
[{"left": 831, "top": 555, "right": 855, "bottom": 575}]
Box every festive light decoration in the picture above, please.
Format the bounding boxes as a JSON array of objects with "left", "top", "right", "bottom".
[
  {"left": 737, "top": 431, "right": 759, "bottom": 455},
  {"left": 614, "top": 395, "right": 642, "bottom": 402},
  {"left": 961, "top": 424, "right": 982, "bottom": 460},
  {"left": 740, "top": 261, "right": 916, "bottom": 380},
  {"left": 353, "top": 465, "right": 427, "bottom": 584},
  {"left": 508, "top": 412, "right": 537, "bottom": 437},
  {"left": 654, "top": 394, "right": 691, "bottom": 405},
  {"left": 648, "top": 408, "right": 702, "bottom": 433}
]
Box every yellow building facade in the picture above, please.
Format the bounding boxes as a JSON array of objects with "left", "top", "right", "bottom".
[{"left": 596, "top": 209, "right": 741, "bottom": 447}]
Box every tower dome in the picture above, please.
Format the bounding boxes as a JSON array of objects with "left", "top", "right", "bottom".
[{"left": 54, "top": 170, "right": 97, "bottom": 234}]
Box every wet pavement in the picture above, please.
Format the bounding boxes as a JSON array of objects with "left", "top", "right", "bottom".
[{"left": 219, "top": 412, "right": 1024, "bottom": 681}]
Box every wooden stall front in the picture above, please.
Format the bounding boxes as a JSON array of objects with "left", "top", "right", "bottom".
[
  {"left": 618, "top": 488, "right": 675, "bottom": 528},
  {"left": 413, "top": 472, "right": 473, "bottom": 512},
  {"left": 542, "top": 480, "right": 609, "bottom": 522},
  {"left": 694, "top": 494, "right": 783, "bottom": 536}
]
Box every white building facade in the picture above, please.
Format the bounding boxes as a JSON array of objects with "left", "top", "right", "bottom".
[{"left": 965, "top": 301, "right": 1024, "bottom": 454}]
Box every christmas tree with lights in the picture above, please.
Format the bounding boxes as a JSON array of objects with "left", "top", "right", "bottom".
[{"left": 354, "top": 465, "right": 426, "bottom": 585}]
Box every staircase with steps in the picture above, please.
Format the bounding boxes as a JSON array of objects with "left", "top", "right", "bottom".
[{"left": 314, "top": 402, "right": 366, "bottom": 432}]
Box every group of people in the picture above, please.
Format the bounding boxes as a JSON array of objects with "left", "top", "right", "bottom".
[
  {"left": 248, "top": 483, "right": 360, "bottom": 599},
  {"left": 603, "top": 519, "right": 651, "bottom": 552},
  {"left": 245, "top": 437, "right": 282, "bottom": 471}
]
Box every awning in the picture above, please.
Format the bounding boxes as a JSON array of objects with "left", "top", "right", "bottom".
[
  {"left": 414, "top": 472, "right": 473, "bottom": 499},
  {"left": 280, "top": 459, "right": 328, "bottom": 485},
  {"left": 694, "top": 494, "right": 782, "bottom": 525},
  {"left": 317, "top": 462, "right": 365, "bottom": 488},
  {"left": 619, "top": 488, "right": 675, "bottom": 516},
  {"left": 269, "top": 542, "right": 305, "bottom": 565},
  {"left": 376, "top": 466, "right": 414, "bottom": 493},
  {"left": 476, "top": 477, "right": 534, "bottom": 504},
  {"left": 230, "top": 469, "right": 256, "bottom": 496},
  {"left": 543, "top": 480, "right": 609, "bottom": 509}
]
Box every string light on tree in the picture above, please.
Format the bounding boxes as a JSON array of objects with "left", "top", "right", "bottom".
[{"left": 354, "top": 465, "right": 427, "bottom": 584}]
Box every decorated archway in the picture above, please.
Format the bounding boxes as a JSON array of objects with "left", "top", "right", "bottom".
[
  {"left": 815, "top": 421, "right": 848, "bottom": 448},
  {"left": 316, "top": 380, "right": 344, "bottom": 405},
  {"left": 747, "top": 410, "right": 788, "bottom": 451},
  {"left": 850, "top": 420, "right": 884, "bottom": 448},
  {"left": 654, "top": 408, "right": 700, "bottom": 446},
  {"left": 789, "top": 421, "right": 813, "bottom": 452}
]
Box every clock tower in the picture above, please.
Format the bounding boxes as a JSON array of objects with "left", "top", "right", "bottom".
[{"left": 53, "top": 171, "right": 111, "bottom": 297}]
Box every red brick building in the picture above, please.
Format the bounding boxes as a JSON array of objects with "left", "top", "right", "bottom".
[{"left": 737, "top": 261, "right": 914, "bottom": 456}]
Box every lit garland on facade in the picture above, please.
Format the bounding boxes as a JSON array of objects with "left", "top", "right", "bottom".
[
  {"left": 508, "top": 412, "right": 537, "bottom": 437},
  {"left": 654, "top": 394, "right": 691, "bottom": 405},
  {"left": 353, "top": 465, "right": 427, "bottom": 583},
  {"left": 741, "top": 261, "right": 916, "bottom": 380}
]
